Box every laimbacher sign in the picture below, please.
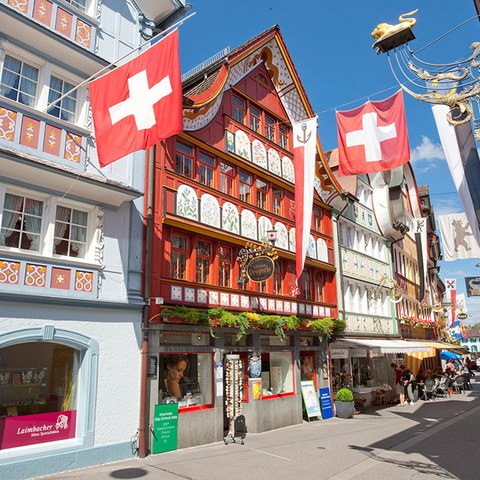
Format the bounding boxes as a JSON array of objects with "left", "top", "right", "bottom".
[{"left": 152, "top": 403, "right": 179, "bottom": 454}]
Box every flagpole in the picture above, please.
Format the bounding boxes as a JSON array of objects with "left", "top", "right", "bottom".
[{"left": 44, "top": 11, "right": 196, "bottom": 112}]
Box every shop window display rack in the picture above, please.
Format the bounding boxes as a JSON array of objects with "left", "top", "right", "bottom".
[{"left": 224, "top": 354, "right": 246, "bottom": 445}]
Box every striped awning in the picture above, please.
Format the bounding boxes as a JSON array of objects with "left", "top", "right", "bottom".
[{"left": 341, "top": 338, "right": 430, "bottom": 354}]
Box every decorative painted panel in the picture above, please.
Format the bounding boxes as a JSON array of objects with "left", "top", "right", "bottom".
[
  {"left": 0, "top": 260, "right": 20, "bottom": 285},
  {"left": 268, "top": 148, "right": 282, "bottom": 177},
  {"left": 197, "top": 289, "right": 207, "bottom": 303},
  {"left": 273, "top": 222, "right": 288, "bottom": 250},
  {"left": 64, "top": 133, "right": 82, "bottom": 163},
  {"left": 8, "top": 0, "right": 29, "bottom": 13},
  {"left": 220, "top": 292, "right": 229, "bottom": 306},
  {"left": 24, "top": 264, "right": 47, "bottom": 288},
  {"left": 341, "top": 247, "right": 388, "bottom": 283},
  {"left": 226, "top": 130, "right": 235, "bottom": 152},
  {"left": 282, "top": 156, "right": 294, "bottom": 183},
  {"left": 241, "top": 209, "right": 257, "bottom": 240},
  {"left": 284, "top": 302, "right": 291, "bottom": 313},
  {"left": 276, "top": 300, "right": 283, "bottom": 312},
  {"left": 75, "top": 19, "right": 92, "bottom": 48},
  {"left": 240, "top": 295, "right": 249, "bottom": 309},
  {"left": 55, "top": 8, "right": 73, "bottom": 38},
  {"left": 317, "top": 238, "right": 328, "bottom": 263},
  {"left": 258, "top": 216, "right": 273, "bottom": 243},
  {"left": 345, "top": 313, "right": 395, "bottom": 335},
  {"left": 176, "top": 185, "right": 198, "bottom": 220},
  {"left": 268, "top": 298, "right": 275, "bottom": 311},
  {"left": 50, "top": 267, "right": 71, "bottom": 290},
  {"left": 289, "top": 228, "right": 296, "bottom": 252},
  {"left": 200, "top": 193, "right": 220, "bottom": 228},
  {"left": 231, "top": 294, "right": 239, "bottom": 308},
  {"left": 19, "top": 116, "right": 40, "bottom": 148},
  {"left": 74, "top": 270, "right": 93, "bottom": 292},
  {"left": 185, "top": 288, "right": 195, "bottom": 302},
  {"left": 307, "top": 235, "right": 316, "bottom": 259},
  {"left": 33, "top": 0, "right": 53, "bottom": 25},
  {"left": 208, "top": 291, "right": 219, "bottom": 305},
  {"left": 252, "top": 139, "right": 267, "bottom": 169},
  {"left": 222, "top": 202, "right": 239, "bottom": 234},
  {"left": 43, "top": 124, "right": 62, "bottom": 156},
  {"left": 0, "top": 107, "right": 17, "bottom": 141},
  {"left": 235, "top": 130, "right": 251, "bottom": 161},
  {"left": 171, "top": 285, "right": 182, "bottom": 301}
]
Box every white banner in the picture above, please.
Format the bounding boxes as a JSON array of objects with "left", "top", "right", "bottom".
[{"left": 438, "top": 212, "right": 480, "bottom": 261}]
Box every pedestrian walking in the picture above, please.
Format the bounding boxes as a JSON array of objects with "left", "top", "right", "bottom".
[
  {"left": 391, "top": 362, "right": 405, "bottom": 406},
  {"left": 400, "top": 365, "right": 415, "bottom": 405}
]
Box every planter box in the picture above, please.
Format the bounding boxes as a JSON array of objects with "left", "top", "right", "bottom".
[{"left": 334, "top": 401, "right": 354, "bottom": 419}]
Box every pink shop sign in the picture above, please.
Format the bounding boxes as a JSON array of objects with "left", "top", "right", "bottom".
[{"left": 0, "top": 410, "right": 76, "bottom": 450}]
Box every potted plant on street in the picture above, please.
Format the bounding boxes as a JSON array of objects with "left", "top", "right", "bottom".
[{"left": 334, "top": 388, "right": 355, "bottom": 419}]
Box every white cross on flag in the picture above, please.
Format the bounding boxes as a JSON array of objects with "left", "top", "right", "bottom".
[
  {"left": 336, "top": 90, "right": 410, "bottom": 176},
  {"left": 89, "top": 30, "right": 182, "bottom": 167}
]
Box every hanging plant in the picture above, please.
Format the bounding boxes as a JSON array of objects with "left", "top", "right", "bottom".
[{"left": 161, "top": 305, "right": 206, "bottom": 325}]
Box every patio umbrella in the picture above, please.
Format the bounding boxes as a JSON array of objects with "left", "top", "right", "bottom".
[{"left": 440, "top": 350, "right": 463, "bottom": 361}]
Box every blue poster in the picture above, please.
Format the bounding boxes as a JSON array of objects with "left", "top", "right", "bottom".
[{"left": 319, "top": 387, "right": 334, "bottom": 419}]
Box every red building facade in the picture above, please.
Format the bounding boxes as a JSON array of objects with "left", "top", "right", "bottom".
[{"left": 145, "top": 26, "right": 342, "bottom": 450}]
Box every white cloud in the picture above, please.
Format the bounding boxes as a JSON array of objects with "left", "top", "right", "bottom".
[{"left": 410, "top": 135, "right": 445, "bottom": 163}]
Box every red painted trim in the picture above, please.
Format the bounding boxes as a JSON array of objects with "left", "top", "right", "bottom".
[{"left": 261, "top": 392, "right": 295, "bottom": 400}]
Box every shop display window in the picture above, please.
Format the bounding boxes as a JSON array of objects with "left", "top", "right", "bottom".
[
  {"left": 300, "top": 353, "right": 316, "bottom": 388},
  {"left": 260, "top": 352, "right": 294, "bottom": 397},
  {"left": 351, "top": 354, "right": 389, "bottom": 388},
  {"left": 159, "top": 353, "right": 213, "bottom": 410},
  {"left": 331, "top": 358, "right": 352, "bottom": 394},
  {"left": 0, "top": 342, "right": 79, "bottom": 450}
]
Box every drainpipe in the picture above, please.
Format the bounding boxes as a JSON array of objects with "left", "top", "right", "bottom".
[{"left": 139, "top": 146, "right": 155, "bottom": 458}]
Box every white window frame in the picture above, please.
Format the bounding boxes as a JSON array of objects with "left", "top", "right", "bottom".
[
  {"left": 0, "top": 42, "right": 87, "bottom": 128},
  {"left": 0, "top": 185, "right": 100, "bottom": 265}
]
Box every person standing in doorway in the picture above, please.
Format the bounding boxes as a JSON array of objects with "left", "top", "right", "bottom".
[{"left": 391, "top": 363, "right": 405, "bottom": 406}]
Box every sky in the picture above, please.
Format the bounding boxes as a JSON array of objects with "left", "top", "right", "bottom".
[{"left": 176, "top": 0, "right": 480, "bottom": 326}]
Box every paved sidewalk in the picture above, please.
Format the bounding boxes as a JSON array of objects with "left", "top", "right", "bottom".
[{"left": 35, "top": 382, "right": 480, "bottom": 480}]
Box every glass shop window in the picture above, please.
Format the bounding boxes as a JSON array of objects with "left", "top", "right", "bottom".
[
  {"left": 0, "top": 342, "right": 79, "bottom": 450},
  {"left": 260, "top": 352, "right": 294, "bottom": 397},
  {"left": 158, "top": 353, "right": 213, "bottom": 410}
]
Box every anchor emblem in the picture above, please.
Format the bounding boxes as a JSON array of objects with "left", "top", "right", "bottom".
[{"left": 296, "top": 122, "right": 311, "bottom": 144}]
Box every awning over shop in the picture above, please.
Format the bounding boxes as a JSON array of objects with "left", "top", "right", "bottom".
[
  {"left": 409, "top": 340, "right": 469, "bottom": 354},
  {"left": 341, "top": 338, "right": 430, "bottom": 354}
]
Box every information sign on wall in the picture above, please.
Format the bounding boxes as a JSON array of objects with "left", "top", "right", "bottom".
[{"left": 152, "top": 403, "right": 179, "bottom": 454}]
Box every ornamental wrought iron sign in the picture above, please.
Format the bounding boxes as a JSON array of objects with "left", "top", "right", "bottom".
[{"left": 246, "top": 256, "right": 275, "bottom": 282}]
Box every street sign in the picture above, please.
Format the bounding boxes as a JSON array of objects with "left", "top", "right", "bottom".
[{"left": 152, "top": 403, "right": 179, "bottom": 454}]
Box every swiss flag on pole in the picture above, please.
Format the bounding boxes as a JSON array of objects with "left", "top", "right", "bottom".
[
  {"left": 89, "top": 30, "right": 183, "bottom": 167},
  {"left": 336, "top": 90, "right": 410, "bottom": 176},
  {"left": 293, "top": 117, "right": 317, "bottom": 287}
]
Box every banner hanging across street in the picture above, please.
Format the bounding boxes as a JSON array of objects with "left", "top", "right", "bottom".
[{"left": 336, "top": 90, "right": 410, "bottom": 176}]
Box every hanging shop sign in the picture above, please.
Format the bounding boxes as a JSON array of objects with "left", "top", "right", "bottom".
[
  {"left": 152, "top": 403, "right": 179, "bottom": 454},
  {"left": 465, "top": 277, "right": 480, "bottom": 297},
  {"left": 246, "top": 256, "right": 274, "bottom": 282},
  {"left": 457, "top": 312, "right": 468, "bottom": 320},
  {"left": 330, "top": 348, "right": 349, "bottom": 359}
]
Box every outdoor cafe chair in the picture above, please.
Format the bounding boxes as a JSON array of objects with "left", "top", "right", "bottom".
[
  {"left": 452, "top": 375, "right": 465, "bottom": 394},
  {"left": 423, "top": 378, "right": 438, "bottom": 400},
  {"left": 435, "top": 377, "right": 451, "bottom": 398}
]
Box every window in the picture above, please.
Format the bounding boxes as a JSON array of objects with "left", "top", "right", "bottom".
[
  {"left": 256, "top": 179, "right": 268, "bottom": 210},
  {"left": 171, "top": 234, "right": 188, "bottom": 280},
  {"left": 53, "top": 205, "right": 88, "bottom": 258},
  {"left": 273, "top": 262, "right": 282, "bottom": 295},
  {"left": 232, "top": 95, "right": 245, "bottom": 124},
  {"left": 47, "top": 76, "right": 77, "bottom": 123},
  {"left": 199, "top": 152, "right": 215, "bottom": 187},
  {"left": 272, "top": 188, "right": 283, "bottom": 216},
  {"left": 175, "top": 142, "right": 193, "bottom": 178},
  {"left": 279, "top": 124, "right": 289, "bottom": 150},
  {"left": 65, "top": 0, "right": 87, "bottom": 10},
  {"left": 239, "top": 171, "right": 252, "bottom": 203},
  {"left": 218, "top": 246, "right": 232, "bottom": 288},
  {"left": 249, "top": 105, "right": 261, "bottom": 132},
  {"left": 159, "top": 353, "right": 213, "bottom": 410},
  {"left": 314, "top": 272, "right": 324, "bottom": 302},
  {"left": 313, "top": 207, "right": 323, "bottom": 232},
  {"left": 196, "top": 240, "right": 211, "bottom": 283},
  {"left": 265, "top": 115, "right": 275, "bottom": 141},
  {"left": 261, "top": 352, "right": 294, "bottom": 395},
  {"left": 220, "top": 162, "right": 235, "bottom": 195},
  {"left": 0, "top": 55, "right": 38, "bottom": 107},
  {"left": 0, "top": 342, "right": 79, "bottom": 448},
  {"left": 299, "top": 269, "right": 313, "bottom": 301},
  {"left": 0, "top": 193, "right": 43, "bottom": 251}
]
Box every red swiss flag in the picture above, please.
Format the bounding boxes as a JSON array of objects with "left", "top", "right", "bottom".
[
  {"left": 89, "top": 30, "right": 183, "bottom": 167},
  {"left": 336, "top": 90, "right": 410, "bottom": 176}
]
